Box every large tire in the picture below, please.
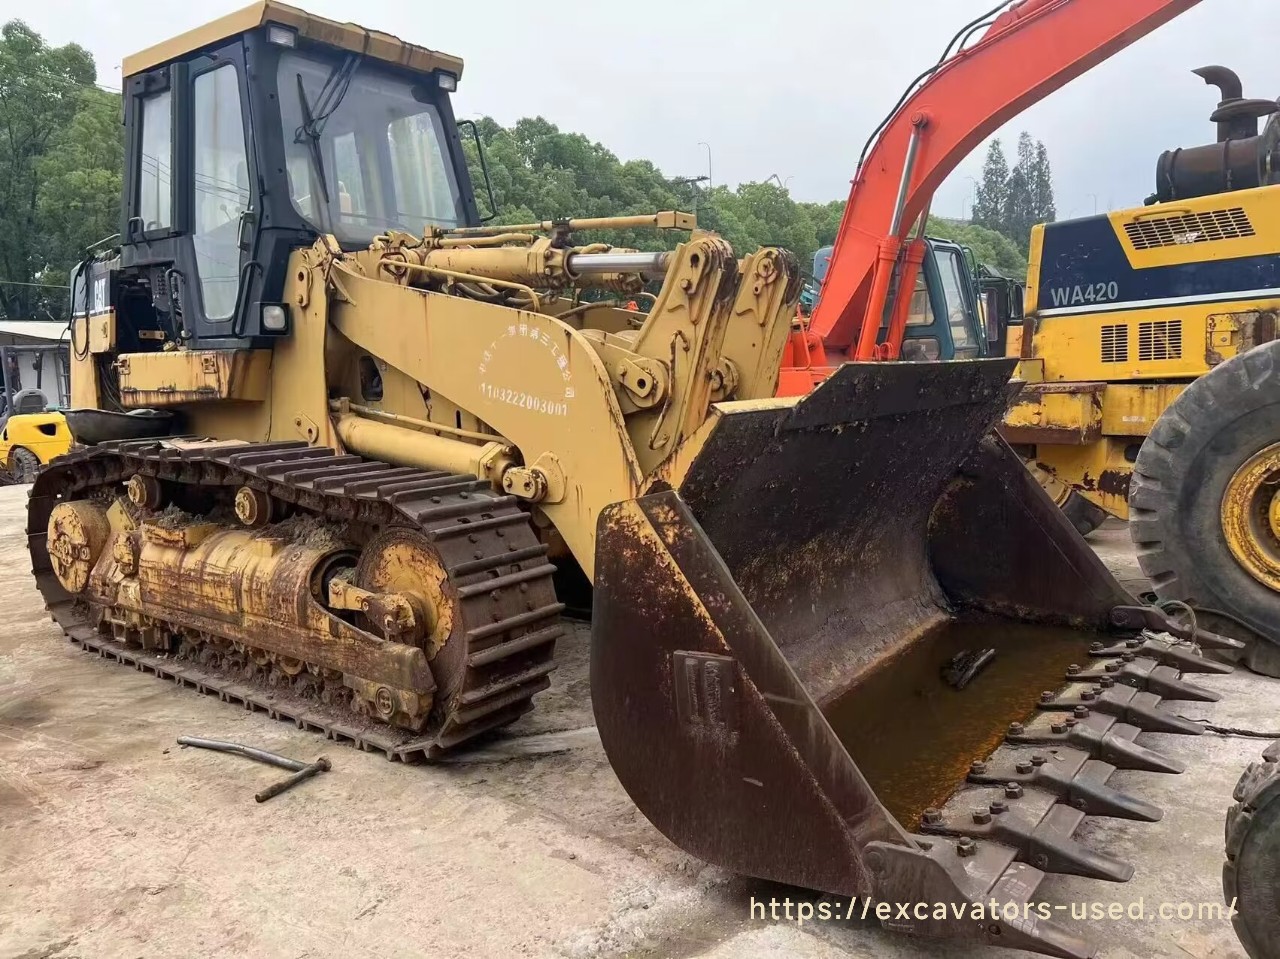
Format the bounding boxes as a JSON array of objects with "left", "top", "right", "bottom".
[
  {"left": 1129, "top": 341, "right": 1280, "bottom": 657},
  {"left": 1223, "top": 741, "right": 1280, "bottom": 959},
  {"left": 9, "top": 447, "right": 40, "bottom": 484}
]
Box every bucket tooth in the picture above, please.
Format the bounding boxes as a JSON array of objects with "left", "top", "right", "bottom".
[
  {"left": 985, "top": 863, "right": 1096, "bottom": 959},
  {"left": 1029, "top": 804, "right": 1135, "bottom": 882},
  {"left": 1070, "top": 657, "right": 1219, "bottom": 703},
  {"left": 1039, "top": 683, "right": 1204, "bottom": 736},
  {"left": 1187, "top": 627, "right": 1248, "bottom": 651},
  {"left": 1100, "top": 688, "right": 1205, "bottom": 736},
  {"left": 924, "top": 787, "right": 1134, "bottom": 882},
  {"left": 1143, "top": 639, "right": 1235, "bottom": 675},
  {"left": 1144, "top": 665, "right": 1219, "bottom": 702},
  {"left": 1091, "top": 635, "right": 1233, "bottom": 675},
  {"left": 1012, "top": 712, "right": 1186, "bottom": 774},
  {"left": 1108, "top": 606, "right": 1245, "bottom": 650},
  {"left": 971, "top": 747, "right": 1162, "bottom": 822},
  {"left": 868, "top": 841, "right": 1097, "bottom": 959},
  {"left": 1066, "top": 758, "right": 1163, "bottom": 821}
]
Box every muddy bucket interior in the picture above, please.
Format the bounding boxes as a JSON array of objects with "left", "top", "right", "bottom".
[{"left": 590, "top": 359, "right": 1240, "bottom": 958}]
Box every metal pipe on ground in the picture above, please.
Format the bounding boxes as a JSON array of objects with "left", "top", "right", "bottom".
[{"left": 177, "top": 736, "right": 332, "bottom": 802}]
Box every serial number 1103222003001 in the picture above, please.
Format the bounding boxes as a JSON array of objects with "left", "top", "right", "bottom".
[{"left": 479, "top": 383, "right": 570, "bottom": 417}]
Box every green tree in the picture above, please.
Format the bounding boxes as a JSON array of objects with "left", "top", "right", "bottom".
[
  {"left": 463, "top": 116, "right": 834, "bottom": 267},
  {"left": 926, "top": 217, "right": 1027, "bottom": 277},
  {"left": 36, "top": 87, "right": 123, "bottom": 306},
  {"left": 799, "top": 200, "right": 846, "bottom": 248},
  {"left": 1001, "top": 132, "right": 1038, "bottom": 254},
  {"left": 971, "top": 133, "right": 1055, "bottom": 255},
  {"left": 0, "top": 20, "right": 101, "bottom": 318},
  {"left": 1030, "top": 140, "right": 1056, "bottom": 225},
  {"left": 971, "top": 140, "right": 1008, "bottom": 233}
]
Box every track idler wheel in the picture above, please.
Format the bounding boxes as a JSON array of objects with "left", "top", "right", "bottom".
[
  {"left": 46, "top": 501, "right": 111, "bottom": 594},
  {"left": 355, "top": 529, "right": 449, "bottom": 654}
]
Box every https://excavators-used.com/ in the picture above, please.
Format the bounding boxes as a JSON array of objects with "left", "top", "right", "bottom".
[{"left": 32, "top": 2, "right": 1252, "bottom": 956}]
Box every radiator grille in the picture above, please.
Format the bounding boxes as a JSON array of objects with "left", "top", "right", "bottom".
[
  {"left": 1138, "top": 320, "right": 1183, "bottom": 361},
  {"left": 1101, "top": 324, "right": 1129, "bottom": 363},
  {"left": 1123, "top": 207, "right": 1255, "bottom": 250}
]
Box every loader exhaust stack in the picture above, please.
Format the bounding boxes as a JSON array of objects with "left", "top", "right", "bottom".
[{"left": 592, "top": 359, "right": 1241, "bottom": 958}]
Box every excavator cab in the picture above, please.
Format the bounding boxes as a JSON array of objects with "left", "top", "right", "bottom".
[
  {"left": 794, "top": 238, "right": 988, "bottom": 377},
  {"left": 895, "top": 238, "right": 987, "bottom": 360}
]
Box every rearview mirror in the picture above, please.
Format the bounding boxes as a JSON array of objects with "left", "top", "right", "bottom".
[{"left": 458, "top": 119, "right": 499, "bottom": 223}]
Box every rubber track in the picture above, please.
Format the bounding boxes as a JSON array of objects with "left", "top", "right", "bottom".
[{"left": 27, "top": 439, "right": 565, "bottom": 761}]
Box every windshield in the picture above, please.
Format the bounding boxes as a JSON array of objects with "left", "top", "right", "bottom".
[{"left": 278, "top": 51, "right": 464, "bottom": 245}]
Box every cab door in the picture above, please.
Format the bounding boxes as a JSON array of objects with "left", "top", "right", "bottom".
[
  {"left": 899, "top": 240, "right": 984, "bottom": 360},
  {"left": 187, "top": 57, "right": 256, "bottom": 337},
  {"left": 930, "top": 242, "right": 983, "bottom": 359},
  {"left": 121, "top": 41, "right": 259, "bottom": 345}
]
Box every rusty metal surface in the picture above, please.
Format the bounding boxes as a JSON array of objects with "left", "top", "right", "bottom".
[
  {"left": 29, "top": 440, "right": 565, "bottom": 758},
  {"left": 931, "top": 433, "right": 1136, "bottom": 626},
  {"left": 998, "top": 423, "right": 1103, "bottom": 446},
  {"left": 591, "top": 492, "right": 905, "bottom": 898},
  {"left": 114, "top": 349, "right": 271, "bottom": 407},
  {"left": 675, "top": 359, "right": 1020, "bottom": 703}
]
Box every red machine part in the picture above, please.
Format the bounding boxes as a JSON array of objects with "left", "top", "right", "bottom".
[{"left": 778, "top": 0, "right": 1204, "bottom": 397}]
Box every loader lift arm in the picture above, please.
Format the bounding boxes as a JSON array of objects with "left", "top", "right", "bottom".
[{"left": 809, "top": 0, "right": 1203, "bottom": 364}]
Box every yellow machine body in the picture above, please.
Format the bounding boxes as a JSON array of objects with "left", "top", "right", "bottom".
[
  {"left": 0, "top": 411, "right": 74, "bottom": 472},
  {"left": 1004, "top": 184, "right": 1280, "bottom": 518}
]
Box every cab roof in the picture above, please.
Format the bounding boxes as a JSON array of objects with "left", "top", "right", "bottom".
[{"left": 122, "top": 1, "right": 464, "bottom": 80}]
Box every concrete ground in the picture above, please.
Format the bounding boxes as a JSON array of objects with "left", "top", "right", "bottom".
[{"left": 0, "top": 494, "right": 1270, "bottom": 959}]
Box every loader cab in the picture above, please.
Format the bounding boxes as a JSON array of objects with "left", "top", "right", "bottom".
[{"left": 109, "top": 2, "right": 479, "bottom": 350}]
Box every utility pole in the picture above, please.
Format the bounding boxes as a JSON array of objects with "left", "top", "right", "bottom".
[
  {"left": 673, "top": 175, "right": 710, "bottom": 216},
  {"left": 697, "top": 142, "right": 713, "bottom": 189}
]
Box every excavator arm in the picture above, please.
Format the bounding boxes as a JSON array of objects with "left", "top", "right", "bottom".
[{"left": 809, "top": 0, "right": 1204, "bottom": 362}]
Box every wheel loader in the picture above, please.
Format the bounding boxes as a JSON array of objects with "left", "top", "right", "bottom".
[
  {"left": 34, "top": 3, "right": 1242, "bottom": 956},
  {"left": 1002, "top": 65, "right": 1280, "bottom": 672}
]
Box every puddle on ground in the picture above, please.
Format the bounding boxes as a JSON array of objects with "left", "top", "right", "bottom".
[{"left": 821, "top": 618, "right": 1100, "bottom": 829}]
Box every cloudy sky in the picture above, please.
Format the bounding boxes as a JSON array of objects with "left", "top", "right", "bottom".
[{"left": 18, "top": 0, "right": 1280, "bottom": 222}]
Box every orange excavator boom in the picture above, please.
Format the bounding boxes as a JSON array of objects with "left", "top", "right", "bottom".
[{"left": 804, "top": 0, "right": 1204, "bottom": 367}]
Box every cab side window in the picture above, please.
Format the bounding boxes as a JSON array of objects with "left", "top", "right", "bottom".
[
  {"left": 139, "top": 91, "right": 173, "bottom": 231},
  {"left": 905, "top": 271, "right": 931, "bottom": 327}
]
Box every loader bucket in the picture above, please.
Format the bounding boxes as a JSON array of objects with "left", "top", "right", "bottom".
[{"left": 591, "top": 359, "right": 1241, "bottom": 958}]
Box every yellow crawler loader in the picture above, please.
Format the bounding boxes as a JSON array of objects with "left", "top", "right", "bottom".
[{"left": 34, "top": 5, "right": 1242, "bottom": 956}]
